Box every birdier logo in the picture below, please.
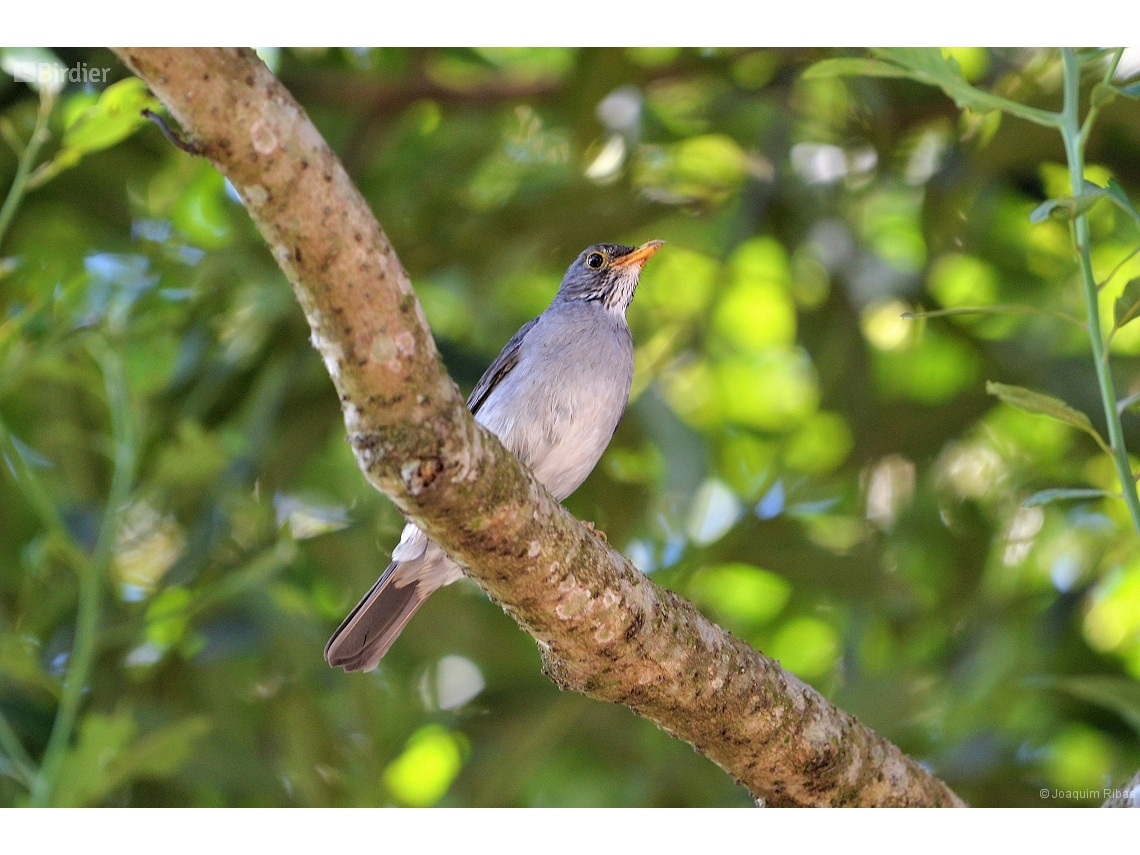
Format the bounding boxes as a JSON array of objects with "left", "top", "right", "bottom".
[{"left": 9, "top": 60, "right": 109, "bottom": 85}]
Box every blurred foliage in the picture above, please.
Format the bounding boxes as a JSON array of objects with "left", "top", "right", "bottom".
[{"left": 2, "top": 46, "right": 1140, "bottom": 807}]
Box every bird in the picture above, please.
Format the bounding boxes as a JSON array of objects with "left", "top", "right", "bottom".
[{"left": 325, "top": 240, "right": 664, "bottom": 672}]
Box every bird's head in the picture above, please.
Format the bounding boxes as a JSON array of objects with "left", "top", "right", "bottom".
[{"left": 555, "top": 240, "right": 665, "bottom": 313}]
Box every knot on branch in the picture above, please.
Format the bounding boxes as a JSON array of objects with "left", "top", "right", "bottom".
[{"left": 402, "top": 457, "right": 443, "bottom": 495}]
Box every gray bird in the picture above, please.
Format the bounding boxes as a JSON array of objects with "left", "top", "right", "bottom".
[{"left": 325, "top": 240, "right": 664, "bottom": 672}]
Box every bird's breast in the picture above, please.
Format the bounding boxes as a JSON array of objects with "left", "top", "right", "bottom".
[{"left": 474, "top": 306, "right": 633, "bottom": 500}]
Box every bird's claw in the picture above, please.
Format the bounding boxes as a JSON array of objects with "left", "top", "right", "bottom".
[{"left": 583, "top": 521, "right": 608, "bottom": 542}]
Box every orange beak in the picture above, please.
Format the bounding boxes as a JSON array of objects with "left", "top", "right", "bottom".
[{"left": 612, "top": 239, "right": 665, "bottom": 269}]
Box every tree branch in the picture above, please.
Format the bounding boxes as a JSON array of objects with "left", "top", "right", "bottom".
[
  {"left": 111, "top": 47, "right": 965, "bottom": 807},
  {"left": 1103, "top": 768, "right": 1140, "bottom": 808}
]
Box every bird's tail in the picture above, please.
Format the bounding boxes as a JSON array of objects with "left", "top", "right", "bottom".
[{"left": 325, "top": 562, "right": 431, "bottom": 672}]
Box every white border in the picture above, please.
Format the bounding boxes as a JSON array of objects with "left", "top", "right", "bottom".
[{"left": 2, "top": 2, "right": 1138, "bottom": 49}]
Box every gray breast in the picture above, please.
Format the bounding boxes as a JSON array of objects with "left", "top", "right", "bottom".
[{"left": 474, "top": 301, "right": 634, "bottom": 501}]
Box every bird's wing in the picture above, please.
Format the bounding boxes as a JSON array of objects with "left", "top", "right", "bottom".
[{"left": 466, "top": 316, "right": 539, "bottom": 416}]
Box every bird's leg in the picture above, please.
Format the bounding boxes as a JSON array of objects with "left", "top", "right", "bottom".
[{"left": 583, "top": 521, "right": 608, "bottom": 542}]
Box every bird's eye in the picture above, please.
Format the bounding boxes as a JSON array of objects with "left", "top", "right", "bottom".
[{"left": 585, "top": 252, "right": 606, "bottom": 269}]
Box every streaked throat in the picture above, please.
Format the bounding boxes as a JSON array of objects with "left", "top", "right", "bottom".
[{"left": 597, "top": 272, "right": 639, "bottom": 314}]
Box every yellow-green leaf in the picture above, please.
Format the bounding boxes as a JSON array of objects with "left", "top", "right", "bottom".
[
  {"left": 61, "top": 77, "right": 159, "bottom": 154},
  {"left": 985, "top": 381, "right": 1108, "bottom": 453},
  {"left": 1023, "top": 488, "right": 1113, "bottom": 507},
  {"left": 802, "top": 57, "right": 911, "bottom": 80},
  {"left": 1113, "top": 278, "right": 1140, "bottom": 331},
  {"left": 1106, "top": 178, "right": 1140, "bottom": 226}
]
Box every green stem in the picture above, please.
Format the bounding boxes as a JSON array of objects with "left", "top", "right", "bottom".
[
  {"left": 904, "top": 304, "right": 1086, "bottom": 329},
  {"left": 1059, "top": 48, "right": 1140, "bottom": 539},
  {"left": 0, "top": 708, "right": 36, "bottom": 789},
  {"left": 1080, "top": 48, "right": 1125, "bottom": 148},
  {"left": 0, "top": 88, "right": 54, "bottom": 252},
  {"left": 0, "top": 419, "right": 91, "bottom": 572},
  {"left": 29, "top": 339, "right": 136, "bottom": 807}
]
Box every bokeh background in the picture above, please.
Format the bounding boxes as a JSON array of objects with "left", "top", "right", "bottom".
[{"left": 2, "top": 47, "right": 1140, "bottom": 807}]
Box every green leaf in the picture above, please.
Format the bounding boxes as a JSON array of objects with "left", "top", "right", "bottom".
[
  {"left": 1023, "top": 488, "right": 1114, "bottom": 507},
  {"left": 1029, "top": 183, "right": 1109, "bottom": 223},
  {"left": 145, "top": 586, "right": 193, "bottom": 649},
  {"left": 875, "top": 48, "right": 1058, "bottom": 126},
  {"left": 870, "top": 48, "right": 995, "bottom": 113},
  {"left": 52, "top": 710, "right": 209, "bottom": 806},
  {"left": 1038, "top": 675, "right": 1140, "bottom": 737},
  {"left": 803, "top": 48, "right": 1058, "bottom": 128},
  {"left": 802, "top": 58, "right": 912, "bottom": 80},
  {"left": 1117, "top": 79, "right": 1140, "bottom": 99},
  {"left": 875, "top": 47, "right": 960, "bottom": 77},
  {"left": 60, "top": 77, "right": 159, "bottom": 155},
  {"left": 123, "top": 717, "right": 211, "bottom": 781},
  {"left": 1028, "top": 199, "right": 1058, "bottom": 224},
  {"left": 1031, "top": 179, "right": 1140, "bottom": 229},
  {"left": 50, "top": 711, "right": 136, "bottom": 806},
  {"left": 27, "top": 78, "right": 160, "bottom": 189},
  {"left": 985, "top": 381, "right": 1110, "bottom": 453},
  {"left": 0, "top": 633, "right": 60, "bottom": 699},
  {"left": 1105, "top": 178, "right": 1140, "bottom": 226},
  {"left": 1113, "top": 277, "right": 1140, "bottom": 331},
  {"left": 959, "top": 106, "right": 1003, "bottom": 148},
  {"left": 805, "top": 50, "right": 967, "bottom": 91},
  {"left": 1091, "top": 82, "right": 1118, "bottom": 108}
]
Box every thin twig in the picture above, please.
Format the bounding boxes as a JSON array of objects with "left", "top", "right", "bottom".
[
  {"left": 140, "top": 108, "right": 203, "bottom": 156},
  {"left": 1080, "top": 48, "right": 1126, "bottom": 148},
  {"left": 0, "top": 419, "right": 90, "bottom": 572},
  {"left": 0, "top": 117, "right": 25, "bottom": 158},
  {"left": 28, "top": 338, "right": 137, "bottom": 807},
  {"left": 903, "top": 304, "right": 1086, "bottom": 329},
  {"left": 0, "top": 710, "right": 36, "bottom": 789},
  {"left": 1119, "top": 389, "right": 1140, "bottom": 415},
  {"left": 0, "top": 89, "right": 55, "bottom": 251},
  {"left": 1059, "top": 47, "right": 1140, "bottom": 539}
]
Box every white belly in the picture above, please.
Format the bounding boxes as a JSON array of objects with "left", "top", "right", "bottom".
[{"left": 474, "top": 303, "right": 634, "bottom": 500}]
